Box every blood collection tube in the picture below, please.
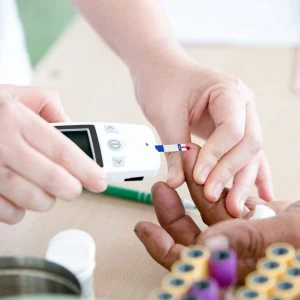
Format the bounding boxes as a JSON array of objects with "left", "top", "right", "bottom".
[
  {"left": 179, "top": 296, "right": 198, "bottom": 300},
  {"left": 187, "top": 278, "right": 219, "bottom": 300},
  {"left": 161, "top": 274, "right": 190, "bottom": 297},
  {"left": 291, "top": 250, "right": 300, "bottom": 268},
  {"left": 284, "top": 266, "right": 300, "bottom": 285},
  {"left": 271, "top": 280, "right": 298, "bottom": 299},
  {"left": 148, "top": 289, "right": 176, "bottom": 300},
  {"left": 257, "top": 258, "right": 286, "bottom": 280},
  {"left": 245, "top": 271, "right": 275, "bottom": 296},
  {"left": 171, "top": 260, "right": 202, "bottom": 283},
  {"left": 209, "top": 249, "right": 237, "bottom": 287},
  {"left": 235, "top": 287, "right": 265, "bottom": 300},
  {"left": 266, "top": 243, "right": 295, "bottom": 266},
  {"left": 181, "top": 245, "right": 210, "bottom": 279}
]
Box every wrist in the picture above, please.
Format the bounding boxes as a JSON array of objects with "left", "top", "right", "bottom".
[{"left": 128, "top": 40, "right": 188, "bottom": 81}]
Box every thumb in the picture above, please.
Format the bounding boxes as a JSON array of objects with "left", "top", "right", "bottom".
[
  {"left": 197, "top": 202, "right": 300, "bottom": 280},
  {"left": 182, "top": 143, "right": 233, "bottom": 225},
  {"left": 153, "top": 110, "right": 190, "bottom": 188}
]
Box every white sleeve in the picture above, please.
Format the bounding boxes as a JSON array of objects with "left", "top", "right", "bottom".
[{"left": 0, "top": 0, "right": 32, "bottom": 85}]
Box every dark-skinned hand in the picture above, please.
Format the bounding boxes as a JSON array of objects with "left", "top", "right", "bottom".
[{"left": 135, "top": 144, "right": 299, "bottom": 282}]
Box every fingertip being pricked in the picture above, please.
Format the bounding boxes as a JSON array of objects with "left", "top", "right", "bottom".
[
  {"left": 167, "top": 167, "right": 185, "bottom": 188},
  {"left": 166, "top": 152, "right": 185, "bottom": 188}
]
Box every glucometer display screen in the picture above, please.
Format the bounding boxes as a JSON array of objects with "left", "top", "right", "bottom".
[
  {"left": 55, "top": 125, "right": 104, "bottom": 167},
  {"left": 62, "top": 130, "right": 93, "bottom": 158}
]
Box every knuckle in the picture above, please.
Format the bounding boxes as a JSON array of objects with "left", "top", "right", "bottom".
[
  {"left": 221, "top": 164, "right": 236, "bottom": 180},
  {"left": 42, "top": 89, "right": 61, "bottom": 104},
  {"left": 245, "top": 221, "right": 266, "bottom": 258},
  {"left": 245, "top": 132, "right": 263, "bottom": 155},
  {"left": 0, "top": 168, "right": 16, "bottom": 183},
  {"left": 227, "top": 76, "right": 246, "bottom": 91},
  {"left": 54, "top": 144, "right": 73, "bottom": 167},
  {"left": 205, "top": 145, "right": 224, "bottom": 162},
  {"left": 226, "top": 122, "right": 244, "bottom": 142}
]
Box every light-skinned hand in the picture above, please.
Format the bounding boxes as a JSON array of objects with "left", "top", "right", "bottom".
[
  {"left": 134, "top": 144, "right": 297, "bottom": 282},
  {"left": 133, "top": 54, "right": 274, "bottom": 217},
  {"left": 0, "top": 85, "right": 106, "bottom": 224}
]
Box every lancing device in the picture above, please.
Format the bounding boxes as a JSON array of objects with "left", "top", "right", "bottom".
[{"left": 53, "top": 122, "right": 189, "bottom": 183}]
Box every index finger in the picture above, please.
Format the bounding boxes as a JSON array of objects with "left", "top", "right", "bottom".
[
  {"left": 193, "top": 90, "right": 246, "bottom": 187},
  {"left": 20, "top": 106, "right": 106, "bottom": 192}
]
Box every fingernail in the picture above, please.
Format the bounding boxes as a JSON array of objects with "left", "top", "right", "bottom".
[
  {"left": 211, "top": 182, "right": 223, "bottom": 201},
  {"left": 99, "top": 181, "right": 107, "bottom": 191},
  {"left": 204, "top": 235, "right": 230, "bottom": 251},
  {"left": 198, "top": 165, "right": 211, "bottom": 184},
  {"left": 92, "top": 180, "right": 107, "bottom": 193}
]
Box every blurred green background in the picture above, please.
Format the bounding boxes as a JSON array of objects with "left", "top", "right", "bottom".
[{"left": 16, "top": 0, "right": 77, "bottom": 66}]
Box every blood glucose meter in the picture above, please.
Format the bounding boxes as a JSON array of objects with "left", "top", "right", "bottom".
[{"left": 53, "top": 122, "right": 161, "bottom": 183}]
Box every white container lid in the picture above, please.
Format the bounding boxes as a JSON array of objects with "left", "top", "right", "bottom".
[
  {"left": 46, "top": 230, "right": 96, "bottom": 281},
  {"left": 249, "top": 204, "right": 276, "bottom": 220}
]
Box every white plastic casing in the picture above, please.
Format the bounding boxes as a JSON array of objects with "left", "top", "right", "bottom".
[{"left": 53, "top": 122, "right": 161, "bottom": 183}]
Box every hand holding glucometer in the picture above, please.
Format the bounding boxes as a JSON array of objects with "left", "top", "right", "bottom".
[
  {"left": 54, "top": 122, "right": 189, "bottom": 183},
  {"left": 0, "top": 90, "right": 106, "bottom": 225}
]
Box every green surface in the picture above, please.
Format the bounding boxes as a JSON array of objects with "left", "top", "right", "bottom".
[{"left": 16, "top": 0, "right": 77, "bottom": 66}]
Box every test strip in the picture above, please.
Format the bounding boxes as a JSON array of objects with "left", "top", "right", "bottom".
[{"left": 155, "top": 144, "right": 190, "bottom": 153}]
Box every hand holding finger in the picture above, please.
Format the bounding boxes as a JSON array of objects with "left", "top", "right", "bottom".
[{"left": 182, "top": 143, "right": 233, "bottom": 225}]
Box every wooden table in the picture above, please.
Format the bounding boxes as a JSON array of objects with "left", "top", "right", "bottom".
[{"left": 0, "top": 17, "right": 299, "bottom": 299}]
